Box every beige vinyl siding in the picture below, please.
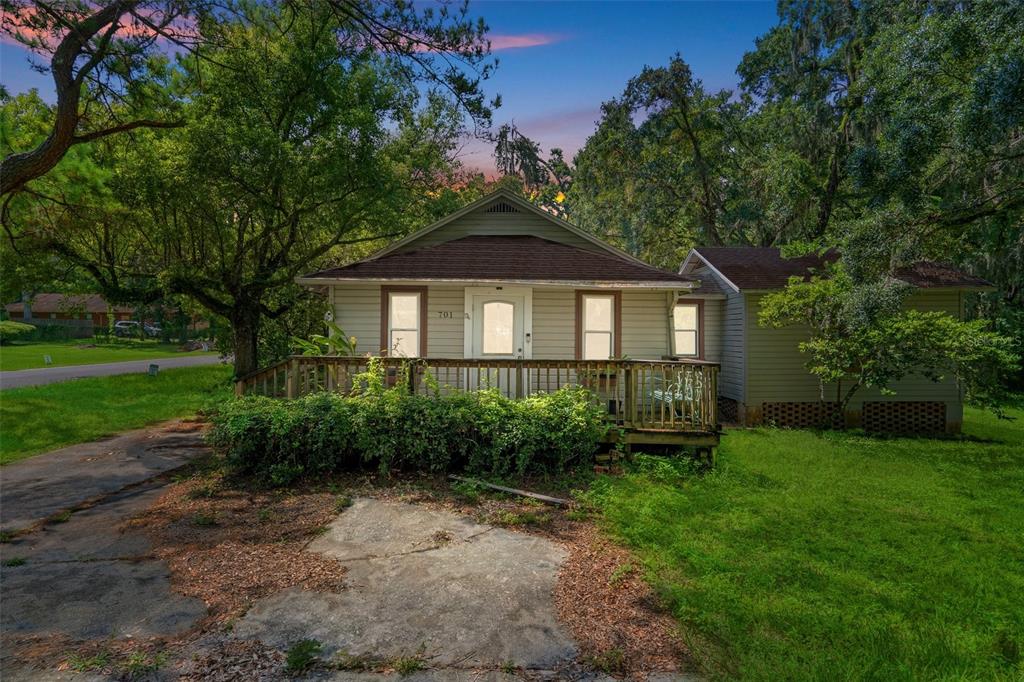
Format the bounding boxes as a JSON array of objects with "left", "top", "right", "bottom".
[
  {"left": 332, "top": 284, "right": 465, "bottom": 358},
  {"left": 394, "top": 208, "right": 606, "bottom": 255},
  {"left": 332, "top": 283, "right": 676, "bottom": 362},
  {"left": 331, "top": 284, "right": 381, "bottom": 355},
  {"left": 423, "top": 286, "right": 464, "bottom": 358},
  {"left": 620, "top": 290, "right": 669, "bottom": 359},
  {"left": 744, "top": 290, "right": 963, "bottom": 411},
  {"left": 532, "top": 288, "right": 575, "bottom": 359}
]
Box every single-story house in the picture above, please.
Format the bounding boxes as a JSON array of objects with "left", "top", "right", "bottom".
[
  {"left": 4, "top": 293, "right": 133, "bottom": 327},
  {"left": 272, "top": 189, "right": 988, "bottom": 435}
]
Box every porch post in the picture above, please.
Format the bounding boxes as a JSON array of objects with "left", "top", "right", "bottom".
[{"left": 623, "top": 365, "right": 635, "bottom": 427}]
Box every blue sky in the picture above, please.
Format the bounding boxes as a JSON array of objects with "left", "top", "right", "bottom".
[
  {"left": 0, "top": 1, "right": 779, "bottom": 173},
  {"left": 457, "top": 1, "right": 778, "bottom": 172}
]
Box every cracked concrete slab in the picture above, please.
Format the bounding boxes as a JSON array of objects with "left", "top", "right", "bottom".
[
  {"left": 0, "top": 420, "right": 208, "bottom": 531},
  {"left": 1, "top": 559, "right": 206, "bottom": 639},
  {"left": 234, "top": 498, "right": 577, "bottom": 670},
  {"left": 0, "top": 482, "right": 206, "bottom": 641}
]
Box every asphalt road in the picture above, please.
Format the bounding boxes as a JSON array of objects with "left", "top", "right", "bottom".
[{"left": 0, "top": 354, "right": 224, "bottom": 389}]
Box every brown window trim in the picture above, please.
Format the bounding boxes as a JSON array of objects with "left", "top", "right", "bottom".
[
  {"left": 672, "top": 298, "right": 705, "bottom": 360},
  {"left": 575, "top": 290, "right": 622, "bottom": 360},
  {"left": 380, "top": 285, "right": 428, "bottom": 357}
]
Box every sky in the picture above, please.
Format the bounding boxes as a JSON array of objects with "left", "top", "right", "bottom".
[{"left": 0, "top": 1, "right": 779, "bottom": 175}]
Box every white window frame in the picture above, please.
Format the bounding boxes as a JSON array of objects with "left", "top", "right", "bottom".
[
  {"left": 672, "top": 301, "right": 701, "bottom": 358},
  {"left": 388, "top": 290, "right": 421, "bottom": 357},
  {"left": 580, "top": 293, "right": 616, "bottom": 361}
]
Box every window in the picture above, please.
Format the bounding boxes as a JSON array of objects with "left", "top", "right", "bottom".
[
  {"left": 481, "top": 301, "right": 515, "bottom": 354},
  {"left": 382, "top": 288, "right": 426, "bottom": 357},
  {"left": 577, "top": 292, "right": 620, "bottom": 360},
  {"left": 672, "top": 301, "right": 702, "bottom": 358}
]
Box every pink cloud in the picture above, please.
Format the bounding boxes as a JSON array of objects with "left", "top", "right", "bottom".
[
  {"left": 1, "top": 4, "right": 196, "bottom": 52},
  {"left": 489, "top": 33, "right": 565, "bottom": 51}
]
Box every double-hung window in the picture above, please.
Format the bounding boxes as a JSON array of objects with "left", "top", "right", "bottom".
[
  {"left": 578, "top": 292, "right": 619, "bottom": 360},
  {"left": 672, "top": 301, "right": 701, "bottom": 358},
  {"left": 386, "top": 290, "right": 423, "bottom": 357}
]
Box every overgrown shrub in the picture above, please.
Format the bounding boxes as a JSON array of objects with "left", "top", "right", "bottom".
[
  {"left": 208, "top": 362, "right": 608, "bottom": 485},
  {"left": 0, "top": 320, "right": 35, "bottom": 344}
]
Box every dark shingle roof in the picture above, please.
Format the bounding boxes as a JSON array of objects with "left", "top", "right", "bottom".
[
  {"left": 695, "top": 247, "right": 991, "bottom": 291},
  {"left": 306, "top": 235, "right": 696, "bottom": 285},
  {"left": 694, "top": 247, "right": 839, "bottom": 290},
  {"left": 892, "top": 261, "right": 993, "bottom": 289}
]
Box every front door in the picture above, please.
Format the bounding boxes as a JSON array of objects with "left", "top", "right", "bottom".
[{"left": 464, "top": 287, "right": 533, "bottom": 394}]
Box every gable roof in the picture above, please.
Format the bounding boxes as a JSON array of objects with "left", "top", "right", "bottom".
[
  {"left": 684, "top": 247, "right": 992, "bottom": 292},
  {"left": 4, "top": 293, "right": 132, "bottom": 315},
  {"left": 301, "top": 235, "right": 697, "bottom": 288},
  {"left": 365, "top": 189, "right": 650, "bottom": 266}
]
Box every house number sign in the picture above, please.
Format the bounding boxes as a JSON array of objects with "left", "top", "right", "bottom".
[{"left": 437, "top": 311, "right": 455, "bottom": 319}]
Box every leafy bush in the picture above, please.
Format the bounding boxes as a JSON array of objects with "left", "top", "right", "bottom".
[
  {"left": 208, "top": 362, "right": 608, "bottom": 485},
  {"left": 0, "top": 320, "right": 35, "bottom": 344}
]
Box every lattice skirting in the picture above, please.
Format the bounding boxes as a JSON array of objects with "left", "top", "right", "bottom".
[
  {"left": 717, "top": 397, "right": 739, "bottom": 423},
  {"left": 863, "top": 401, "right": 946, "bottom": 434},
  {"left": 761, "top": 402, "right": 842, "bottom": 429}
]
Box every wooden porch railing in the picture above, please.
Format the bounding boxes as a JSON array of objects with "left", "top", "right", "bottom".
[{"left": 236, "top": 356, "right": 719, "bottom": 433}]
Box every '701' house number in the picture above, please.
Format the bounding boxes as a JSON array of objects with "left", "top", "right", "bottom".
[{"left": 436, "top": 311, "right": 466, "bottom": 319}]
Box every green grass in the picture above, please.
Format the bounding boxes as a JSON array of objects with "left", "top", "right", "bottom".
[
  {"left": 0, "top": 365, "right": 232, "bottom": 464},
  {"left": 0, "top": 338, "right": 214, "bottom": 371},
  {"left": 586, "top": 405, "right": 1024, "bottom": 681}
]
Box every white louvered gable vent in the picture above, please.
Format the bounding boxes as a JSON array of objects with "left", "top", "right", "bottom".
[{"left": 485, "top": 201, "right": 520, "bottom": 214}]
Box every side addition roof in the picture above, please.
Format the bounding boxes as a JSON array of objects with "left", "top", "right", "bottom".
[{"left": 683, "top": 247, "right": 993, "bottom": 292}]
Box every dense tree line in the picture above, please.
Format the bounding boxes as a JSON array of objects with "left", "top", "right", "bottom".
[{"left": 500, "top": 0, "right": 1023, "bottom": 387}]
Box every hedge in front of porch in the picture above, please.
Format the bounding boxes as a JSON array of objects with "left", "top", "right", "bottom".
[{"left": 209, "top": 384, "right": 609, "bottom": 486}]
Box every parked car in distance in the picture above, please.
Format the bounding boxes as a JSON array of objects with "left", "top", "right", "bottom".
[
  {"left": 144, "top": 324, "right": 162, "bottom": 338},
  {"left": 113, "top": 320, "right": 140, "bottom": 337}
]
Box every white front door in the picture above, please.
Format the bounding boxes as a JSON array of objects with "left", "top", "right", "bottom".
[{"left": 464, "top": 287, "right": 532, "bottom": 393}]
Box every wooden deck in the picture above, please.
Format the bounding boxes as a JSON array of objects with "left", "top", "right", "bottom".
[{"left": 236, "top": 356, "right": 720, "bottom": 447}]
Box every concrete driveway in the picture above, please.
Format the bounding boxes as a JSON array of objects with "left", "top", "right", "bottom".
[
  {"left": 0, "top": 421, "right": 209, "bottom": 531},
  {"left": 0, "top": 422, "right": 212, "bottom": 680},
  {"left": 0, "top": 354, "right": 223, "bottom": 389}
]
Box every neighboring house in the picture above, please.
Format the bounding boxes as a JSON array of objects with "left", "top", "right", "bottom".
[
  {"left": 279, "top": 189, "right": 988, "bottom": 435},
  {"left": 680, "top": 247, "right": 993, "bottom": 433},
  {"left": 4, "top": 293, "right": 134, "bottom": 327}
]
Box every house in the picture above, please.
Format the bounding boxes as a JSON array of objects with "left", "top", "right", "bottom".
[
  {"left": 241, "top": 189, "right": 721, "bottom": 447},
  {"left": 4, "top": 293, "right": 134, "bottom": 327},
  {"left": 238, "top": 189, "right": 988, "bottom": 438},
  {"left": 680, "top": 247, "right": 993, "bottom": 433}
]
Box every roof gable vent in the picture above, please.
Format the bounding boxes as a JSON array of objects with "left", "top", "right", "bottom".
[{"left": 485, "top": 201, "right": 520, "bottom": 214}]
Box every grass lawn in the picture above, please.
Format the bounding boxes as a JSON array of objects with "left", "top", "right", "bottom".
[
  {"left": 0, "top": 365, "right": 232, "bottom": 464},
  {"left": 0, "top": 339, "right": 215, "bottom": 372},
  {"left": 587, "top": 404, "right": 1024, "bottom": 681}
]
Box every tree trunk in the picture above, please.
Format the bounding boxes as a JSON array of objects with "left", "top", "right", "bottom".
[{"left": 231, "top": 309, "right": 261, "bottom": 378}]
